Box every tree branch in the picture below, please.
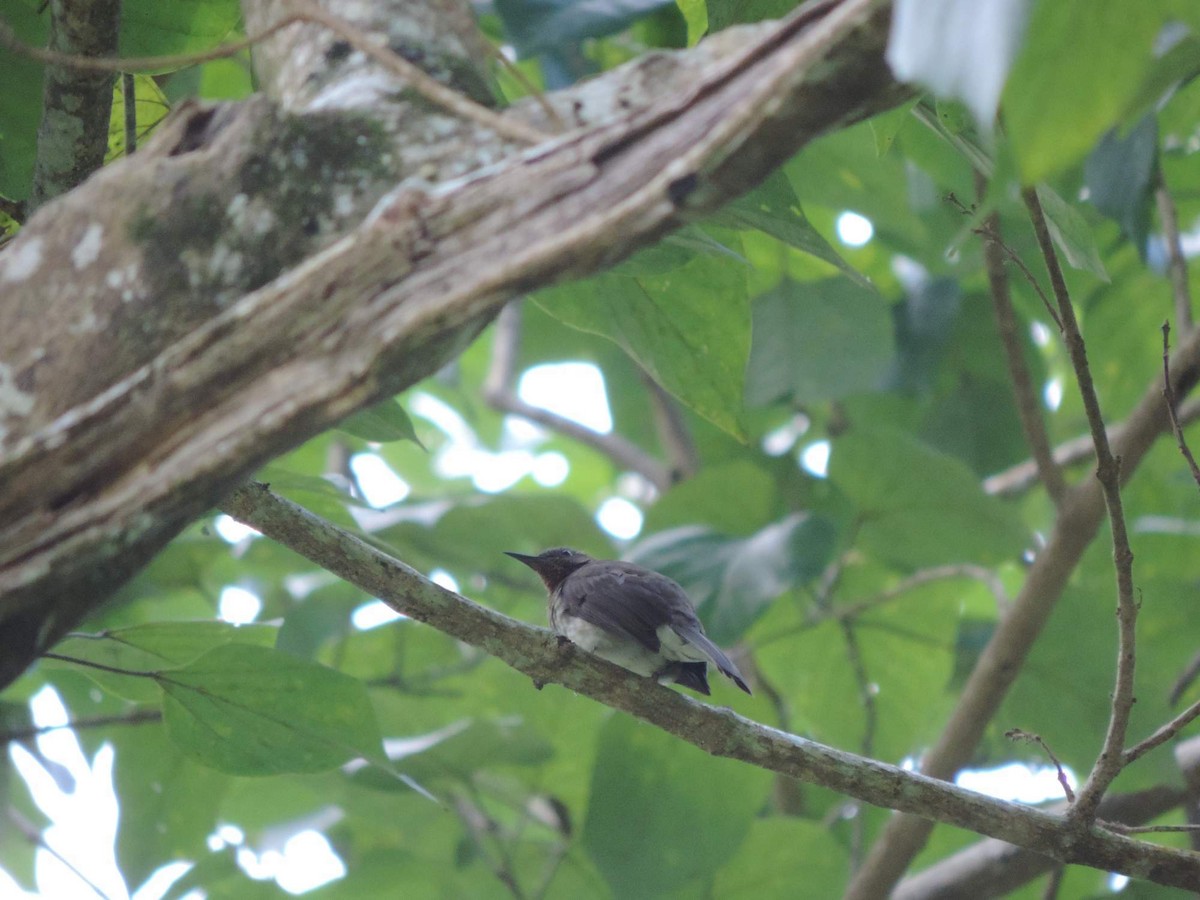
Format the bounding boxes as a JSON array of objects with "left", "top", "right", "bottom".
[
  {"left": 845, "top": 228, "right": 1200, "bottom": 899},
  {"left": 978, "top": 202, "right": 1066, "bottom": 503},
  {"left": 0, "top": 0, "right": 907, "bottom": 689},
  {"left": 1019, "top": 186, "right": 1137, "bottom": 824},
  {"left": 216, "top": 481, "right": 1200, "bottom": 890},
  {"left": 482, "top": 303, "right": 674, "bottom": 490},
  {"left": 27, "top": 0, "right": 120, "bottom": 211}
]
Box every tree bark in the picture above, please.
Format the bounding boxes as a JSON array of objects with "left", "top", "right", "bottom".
[{"left": 0, "top": 0, "right": 904, "bottom": 688}]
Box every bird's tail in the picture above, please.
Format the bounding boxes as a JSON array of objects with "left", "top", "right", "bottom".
[{"left": 673, "top": 625, "right": 752, "bottom": 695}]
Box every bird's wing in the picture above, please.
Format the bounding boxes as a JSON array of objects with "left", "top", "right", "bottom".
[{"left": 557, "top": 564, "right": 677, "bottom": 653}]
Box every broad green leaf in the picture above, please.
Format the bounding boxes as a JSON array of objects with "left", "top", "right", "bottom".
[
  {"left": 829, "top": 427, "right": 1029, "bottom": 568},
  {"left": 160, "top": 643, "right": 384, "bottom": 775},
  {"left": 1084, "top": 115, "right": 1158, "bottom": 256},
  {"left": 1036, "top": 184, "right": 1110, "bottom": 281},
  {"left": 107, "top": 74, "right": 170, "bottom": 162},
  {"left": 582, "top": 714, "right": 770, "bottom": 898},
  {"left": 745, "top": 278, "right": 895, "bottom": 407},
  {"left": 710, "top": 171, "right": 869, "bottom": 287},
  {"left": 111, "top": 722, "right": 229, "bottom": 887},
  {"left": 712, "top": 818, "right": 849, "bottom": 897},
  {"left": 339, "top": 399, "right": 424, "bottom": 447},
  {"left": 45, "top": 622, "right": 276, "bottom": 703},
  {"left": 1004, "top": 0, "right": 1163, "bottom": 182},
  {"left": 120, "top": 0, "right": 242, "bottom": 64},
  {"left": 535, "top": 253, "right": 750, "bottom": 439},
  {"left": 352, "top": 717, "right": 554, "bottom": 790},
  {"left": 0, "top": 1, "right": 47, "bottom": 200}
]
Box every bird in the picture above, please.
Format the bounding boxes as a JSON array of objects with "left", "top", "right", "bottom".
[{"left": 504, "top": 547, "right": 751, "bottom": 696}]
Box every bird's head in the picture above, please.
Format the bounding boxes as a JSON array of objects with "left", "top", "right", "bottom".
[{"left": 504, "top": 547, "right": 594, "bottom": 591}]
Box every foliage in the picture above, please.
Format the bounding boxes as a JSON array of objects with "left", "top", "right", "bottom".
[{"left": 3, "top": 0, "right": 1200, "bottom": 897}]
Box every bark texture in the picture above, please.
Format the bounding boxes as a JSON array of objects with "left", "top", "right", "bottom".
[{"left": 0, "top": 0, "right": 904, "bottom": 687}]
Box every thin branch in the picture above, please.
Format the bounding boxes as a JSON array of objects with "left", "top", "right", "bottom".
[
  {"left": 1169, "top": 649, "right": 1200, "bottom": 707},
  {"left": 986, "top": 396, "right": 1200, "bottom": 497},
  {"left": 482, "top": 303, "right": 673, "bottom": 490},
  {"left": 0, "top": 709, "right": 161, "bottom": 742},
  {"left": 642, "top": 372, "right": 699, "bottom": 481},
  {"left": 216, "top": 481, "right": 1200, "bottom": 890},
  {"left": 1005, "top": 729, "right": 1074, "bottom": 803},
  {"left": 1105, "top": 822, "right": 1200, "bottom": 835},
  {"left": 1162, "top": 321, "right": 1200, "bottom": 488},
  {"left": 978, "top": 192, "right": 1066, "bottom": 503},
  {"left": 756, "top": 563, "right": 1010, "bottom": 649},
  {"left": 1122, "top": 697, "right": 1200, "bottom": 769},
  {"left": 841, "top": 620, "right": 875, "bottom": 871},
  {"left": 1022, "top": 187, "right": 1138, "bottom": 824},
  {"left": 1156, "top": 170, "right": 1194, "bottom": 334},
  {"left": 0, "top": 2, "right": 547, "bottom": 145},
  {"left": 121, "top": 72, "right": 136, "bottom": 155},
  {"left": 8, "top": 809, "right": 113, "bottom": 900}
]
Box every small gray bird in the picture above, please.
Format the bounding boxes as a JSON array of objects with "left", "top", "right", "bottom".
[{"left": 505, "top": 547, "right": 751, "bottom": 695}]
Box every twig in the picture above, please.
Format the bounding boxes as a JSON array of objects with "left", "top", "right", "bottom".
[
  {"left": 986, "top": 396, "right": 1200, "bottom": 496},
  {"left": 756, "top": 563, "right": 1010, "bottom": 649},
  {"left": 1156, "top": 170, "right": 1193, "bottom": 334},
  {"left": 7, "top": 809, "right": 114, "bottom": 900},
  {"left": 1103, "top": 822, "right": 1200, "bottom": 835},
  {"left": 122, "top": 72, "right": 137, "bottom": 155},
  {"left": 1022, "top": 186, "right": 1137, "bottom": 825},
  {"left": 1005, "top": 729, "right": 1074, "bottom": 803},
  {"left": 0, "top": 2, "right": 546, "bottom": 145},
  {"left": 642, "top": 372, "right": 698, "bottom": 482},
  {"left": 841, "top": 620, "right": 875, "bottom": 871},
  {"left": 482, "top": 303, "right": 673, "bottom": 490},
  {"left": 977, "top": 184, "right": 1066, "bottom": 503},
  {"left": 1122, "top": 697, "right": 1200, "bottom": 768},
  {"left": 1169, "top": 649, "right": 1200, "bottom": 707},
  {"left": 1161, "top": 322, "right": 1200, "bottom": 488},
  {"left": 1040, "top": 865, "right": 1064, "bottom": 900},
  {"left": 0, "top": 709, "right": 161, "bottom": 742}
]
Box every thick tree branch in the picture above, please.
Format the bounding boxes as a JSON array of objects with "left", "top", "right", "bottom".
[
  {"left": 0, "top": 0, "right": 905, "bottom": 688},
  {"left": 217, "top": 481, "right": 1200, "bottom": 890}
]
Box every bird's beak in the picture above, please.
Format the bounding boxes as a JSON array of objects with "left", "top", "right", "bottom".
[{"left": 504, "top": 551, "right": 538, "bottom": 568}]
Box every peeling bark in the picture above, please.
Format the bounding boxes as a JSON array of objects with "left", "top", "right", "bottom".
[{"left": 0, "top": 0, "right": 903, "bottom": 687}]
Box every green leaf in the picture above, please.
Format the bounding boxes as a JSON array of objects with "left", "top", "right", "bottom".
[
  {"left": 45, "top": 622, "right": 276, "bottom": 703},
  {"left": 1004, "top": 0, "right": 1164, "bottom": 181},
  {"left": 829, "top": 427, "right": 1029, "bottom": 569},
  {"left": 119, "top": 0, "right": 242, "bottom": 64},
  {"left": 1035, "top": 184, "right": 1110, "bottom": 281},
  {"left": 711, "top": 171, "right": 869, "bottom": 287},
  {"left": 712, "top": 819, "right": 849, "bottom": 897},
  {"left": 352, "top": 717, "right": 554, "bottom": 790},
  {"left": 582, "top": 714, "right": 770, "bottom": 898},
  {"left": 339, "top": 399, "right": 425, "bottom": 447},
  {"left": 535, "top": 253, "right": 750, "bottom": 439},
  {"left": 159, "top": 643, "right": 384, "bottom": 775},
  {"left": 745, "top": 278, "right": 895, "bottom": 407},
  {"left": 1084, "top": 115, "right": 1158, "bottom": 256}
]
